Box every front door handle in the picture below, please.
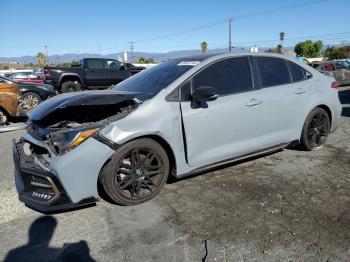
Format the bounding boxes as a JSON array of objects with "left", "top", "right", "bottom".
[
  {"left": 295, "top": 88, "right": 306, "bottom": 94},
  {"left": 246, "top": 98, "right": 262, "bottom": 107}
]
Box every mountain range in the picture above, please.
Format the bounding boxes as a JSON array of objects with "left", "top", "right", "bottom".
[{"left": 0, "top": 47, "right": 277, "bottom": 64}]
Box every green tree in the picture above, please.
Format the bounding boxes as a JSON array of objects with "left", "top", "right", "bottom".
[
  {"left": 324, "top": 46, "right": 350, "bottom": 60},
  {"left": 36, "top": 52, "right": 47, "bottom": 65},
  {"left": 200, "top": 41, "right": 208, "bottom": 53},
  {"left": 294, "top": 40, "right": 323, "bottom": 58},
  {"left": 137, "top": 57, "right": 154, "bottom": 64}
]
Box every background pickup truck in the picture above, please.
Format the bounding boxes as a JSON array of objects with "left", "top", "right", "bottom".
[{"left": 44, "top": 58, "right": 145, "bottom": 93}]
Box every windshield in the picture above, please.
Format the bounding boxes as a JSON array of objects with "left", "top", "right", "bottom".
[{"left": 113, "top": 60, "right": 194, "bottom": 99}]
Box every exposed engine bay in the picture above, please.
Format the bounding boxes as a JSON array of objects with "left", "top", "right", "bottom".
[{"left": 25, "top": 91, "right": 140, "bottom": 155}]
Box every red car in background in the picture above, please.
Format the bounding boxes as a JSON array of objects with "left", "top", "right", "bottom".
[{"left": 6, "top": 72, "right": 44, "bottom": 84}]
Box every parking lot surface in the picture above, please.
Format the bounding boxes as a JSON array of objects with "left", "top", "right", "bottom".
[{"left": 0, "top": 87, "right": 349, "bottom": 261}]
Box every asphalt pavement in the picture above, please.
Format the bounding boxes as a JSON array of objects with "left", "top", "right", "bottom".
[{"left": 0, "top": 87, "right": 349, "bottom": 261}]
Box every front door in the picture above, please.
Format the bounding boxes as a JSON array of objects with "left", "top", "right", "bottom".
[
  {"left": 105, "top": 59, "right": 130, "bottom": 84},
  {"left": 0, "top": 79, "right": 20, "bottom": 116},
  {"left": 180, "top": 56, "right": 264, "bottom": 168}
]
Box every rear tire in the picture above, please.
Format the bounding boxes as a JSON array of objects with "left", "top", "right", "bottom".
[
  {"left": 0, "top": 109, "right": 7, "bottom": 126},
  {"left": 301, "top": 107, "right": 330, "bottom": 151},
  {"left": 61, "top": 81, "right": 81, "bottom": 93},
  {"left": 99, "top": 138, "right": 170, "bottom": 206}
]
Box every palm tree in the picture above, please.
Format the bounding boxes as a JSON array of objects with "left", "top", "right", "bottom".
[
  {"left": 200, "top": 41, "right": 208, "bottom": 53},
  {"left": 36, "top": 52, "right": 47, "bottom": 66},
  {"left": 279, "top": 32, "right": 285, "bottom": 46}
]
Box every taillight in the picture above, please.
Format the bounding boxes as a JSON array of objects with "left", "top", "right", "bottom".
[
  {"left": 331, "top": 81, "right": 339, "bottom": 89},
  {"left": 44, "top": 69, "right": 50, "bottom": 79}
]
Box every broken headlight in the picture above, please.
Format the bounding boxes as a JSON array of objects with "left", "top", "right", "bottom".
[{"left": 50, "top": 127, "right": 100, "bottom": 155}]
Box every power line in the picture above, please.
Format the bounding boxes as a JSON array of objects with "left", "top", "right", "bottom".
[
  {"left": 124, "top": 0, "right": 329, "bottom": 47},
  {"left": 129, "top": 41, "right": 135, "bottom": 63},
  {"left": 228, "top": 18, "right": 232, "bottom": 52}
]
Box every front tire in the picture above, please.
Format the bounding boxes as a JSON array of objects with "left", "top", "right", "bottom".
[
  {"left": 61, "top": 81, "right": 81, "bottom": 93},
  {"left": 99, "top": 138, "right": 170, "bottom": 205},
  {"left": 21, "top": 92, "right": 42, "bottom": 110},
  {"left": 301, "top": 107, "right": 330, "bottom": 151},
  {"left": 0, "top": 109, "right": 8, "bottom": 125}
]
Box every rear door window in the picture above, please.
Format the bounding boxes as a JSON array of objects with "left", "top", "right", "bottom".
[
  {"left": 287, "top": 61, "right": 306, "bottom": 82},
  {"left": 86, "top": 59, "right": 105, "bottom": 69},
  {"left": 191, "top": 56, "right": 253, "bottom": 96},
  {"left": 256, "top": 57, "right": 291, "bottom": 87}
]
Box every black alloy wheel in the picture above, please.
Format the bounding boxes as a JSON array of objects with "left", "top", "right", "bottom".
[
  {"left": 301, "top": 107, "right": 330, "bottom": 150},
  {"left": 61, "top": 81, "right": 82, "bottom": 93},
  {"left": 100, "top": 138, "right": 170, "bottom": 205}
]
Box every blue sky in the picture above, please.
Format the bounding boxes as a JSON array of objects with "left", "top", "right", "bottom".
[{"left": 0, "top": 0, "right": 349, "bottom": 57}]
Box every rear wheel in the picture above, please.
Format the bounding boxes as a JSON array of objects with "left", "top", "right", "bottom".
[
  {"left": 100, "top": 138, "right": 170, "bottom": 205},
  {"left": 301, "top": 107, "right": 330, "bottom": 151},
  {"left": 0, "top": 109, "right": 7, "bottom": 125},
  {"left": 61, "top": 81, "right": 81, "bottom": 93}
]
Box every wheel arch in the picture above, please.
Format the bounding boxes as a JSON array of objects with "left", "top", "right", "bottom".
[
  {"left": 299, "top": 104, "right": 333, "bottom": 141},
  {"left": 59, "top": 74, "right": 82, "bottom": 86},
  {"left": 137, "top": 134, "right": 177, "bottom": 177},
  {"left": 98, "top": 133, "right": 177, "bottom": 183},
  {"left": 316, "top": 104, "right": 332, "bottom": 125},
  {"left": 96, "top": 133, "right": 177, "bottom": 201}
]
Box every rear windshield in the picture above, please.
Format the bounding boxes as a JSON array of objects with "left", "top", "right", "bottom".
[{"left": 113, "top": 60, "right": 194, "bottom": 98}]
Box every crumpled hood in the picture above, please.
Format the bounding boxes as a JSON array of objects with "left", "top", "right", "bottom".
[{"left": 29, "top": 90, "right": 139, "bottom": 126}]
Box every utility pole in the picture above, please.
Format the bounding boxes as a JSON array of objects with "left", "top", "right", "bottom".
[
  {"left": 228, "top": 18, "right": 232, "bottom": 52},
  {"left": 44, "top": 45, "right": 49, "bottom": 64},
  {"left": 129, "top": 41, "right": 135, "bottom": 63},
  {"left": 98, "top": 45, "right": 101, "bottom": 57}
]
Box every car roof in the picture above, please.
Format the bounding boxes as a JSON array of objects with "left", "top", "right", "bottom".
[{"left": 174, "top": 52, "right": 299, "bottom": 62}]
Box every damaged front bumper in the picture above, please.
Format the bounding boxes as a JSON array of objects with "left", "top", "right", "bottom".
[{"left": 12, "top": 138, "right": 107, "bottom": 213}]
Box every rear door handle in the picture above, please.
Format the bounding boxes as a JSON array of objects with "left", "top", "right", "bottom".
[
  {"left": 246, "top": 99, "right": 262, "bottom": 107},
  {"left": 295, "top": 88, "right": 306, "bottom": 94}
]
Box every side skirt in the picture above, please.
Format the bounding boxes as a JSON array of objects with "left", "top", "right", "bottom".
[{"left": 177, "top": 142, "right": 289, "bottom": 179}]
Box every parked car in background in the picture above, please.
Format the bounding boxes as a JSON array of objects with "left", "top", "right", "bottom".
[
  {"left": 124, "top": 63, "right": 146, "bottom": 75},
  {"left": 0, "top": 76, "right": 56, "bottom": 112},
  {"left": 13, "top": 53, "right": 342, "bottom": 212},
  {"left": 0, "top": 77, "right": 22, "bottom": 125},
  {"left": 7, "top": 72, "right": 44, "bottom": 84},
  {"left": 44, "top": 58, "right": 146, "bottom": 93},
  {"left": 315, "top": 61, "right": 350, "bottom": 85},
  {"left": 336, "top": 60, "right": 350, "bottom": 69}
]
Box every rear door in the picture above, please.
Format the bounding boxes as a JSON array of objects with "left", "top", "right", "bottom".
[
  {"left": 85, "top": 59, "right": 110, "bottom": 87},
  {"left": 180, "top": 56, "right": 266, "bottom": 167},
  {"left": 105, "top": 59, "right": 130, "bottom": 84},
  {"left": 250, "top": 56, "right": 310, "bottom": 144}
]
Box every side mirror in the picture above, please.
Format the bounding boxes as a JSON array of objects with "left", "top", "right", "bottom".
[
  {"left": 120, "top": 65, "right": 125, "bottom": 70},
  {"left": 191, "top": 86, "right": 219, "bottom": 102}
]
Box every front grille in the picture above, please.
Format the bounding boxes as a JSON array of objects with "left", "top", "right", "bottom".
[
  {"left": 22, "top": 174, "right": 57, "bottom": 203},
  {"left": 15, "top": 140, "right": 60, "bottom": 204}
]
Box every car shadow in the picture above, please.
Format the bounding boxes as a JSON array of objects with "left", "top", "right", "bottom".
[
  {"left": 338, "top": 88, "right": 350, "bottom": 117},
  {"left": 4, "top": 216, "right": 95, "bottom": 262}
]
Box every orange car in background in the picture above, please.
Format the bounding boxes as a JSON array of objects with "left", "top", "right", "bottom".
[{"left": 0, "top": 77, "right": 22, "bottom": 125}]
